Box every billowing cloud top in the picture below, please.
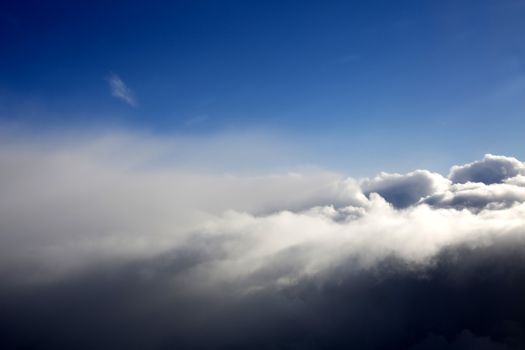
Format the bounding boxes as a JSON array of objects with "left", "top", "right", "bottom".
[
  {"left": 449, "top": 154, "right": 525, "bottom": 185},
  {"left": 361, "top": 170, "right": 450, "bottom": 208},
  {"left": 1, "top": 134, "right": 525, "bottom": 349}
]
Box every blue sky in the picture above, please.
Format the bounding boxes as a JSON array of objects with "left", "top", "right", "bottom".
[{"left": 1, "top": 0, "right": 524, "bottom": 174}]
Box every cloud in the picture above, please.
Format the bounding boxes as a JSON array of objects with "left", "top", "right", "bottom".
[
  {"left": 108, "top": 73, "right": 137, "bottom": 107},
  {"left": 1, "top": 132, "right": 525, "bottom": 349},
  {"left": 449, "top": 154, "right": 525, "bottom": 185},
  {"left": 410, "top": 330, "right": 513, "bottom": 350},
  {"left": 505, "top": 174, "right": 525, "bottom": 187},
  {"left": 3, "top": 231, "right": 525, "bottom": 349},
  {"left": 422, "top": 181, "right": 525, "bottom": 210},
  {"left": 361, "top": 170, "right": 449, "bottom": 208}
]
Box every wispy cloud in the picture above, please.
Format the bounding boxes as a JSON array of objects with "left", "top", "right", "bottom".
[{"left": 107, "top": 73, "right": 137, "bottom": 107}]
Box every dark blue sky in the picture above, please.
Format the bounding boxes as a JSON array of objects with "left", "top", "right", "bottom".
[{"left": 1, "top": 0, "right": 524, "bottom": 172}]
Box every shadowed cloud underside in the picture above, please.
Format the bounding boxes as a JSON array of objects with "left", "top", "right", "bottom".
[{"left": 1, "top": 134, "right": 525, "bottom": 349}]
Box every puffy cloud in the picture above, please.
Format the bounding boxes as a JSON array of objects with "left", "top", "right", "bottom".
[
  {"left": 449, "top": 154, "right": 525, "bottom": 185},
  {"left": 360, "top": 156, "right": 525, "bottom": 211},
  {"left": 2, "top": 132, "right": 525, "bottom": 349},
  {"left": 422, "top": 181, "right": 525, "bottom": 210},
  {"left": 505, "top": 175, "right": 525, "bottom": 187},
  {"left": 361, "top": 170, "right": 449, "bottom": 208}
]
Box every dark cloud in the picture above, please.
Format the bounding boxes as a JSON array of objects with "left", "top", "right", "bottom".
[
  {"left": 449, "top": 154, "right": 524, "bottom": 185},
  {"left": 409, "top": 330, "right": 512, "bottom": 350},
  {"left": 2, "top": 236, "right": 525, "bottom": 349}
]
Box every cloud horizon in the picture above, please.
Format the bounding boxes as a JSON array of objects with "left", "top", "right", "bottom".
[{"left": 1, "top": 131, "right": 525, "bottom": 349}]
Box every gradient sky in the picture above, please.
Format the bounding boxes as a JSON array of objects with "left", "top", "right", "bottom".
[{"left": 1, "top": 0, "right": 524, "bottom": 174}]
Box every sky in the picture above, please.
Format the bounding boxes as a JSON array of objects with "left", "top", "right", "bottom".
[
  {"left": 1, "top": 0, "right": 525, "bottom": 174},
  {"left": 3, "top": 1, "right": 525, "bottom": 349}
]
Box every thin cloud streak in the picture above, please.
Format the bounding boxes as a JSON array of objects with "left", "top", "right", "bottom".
[{"left": 108, "top": 73, "right": 137, "bottom": 107}]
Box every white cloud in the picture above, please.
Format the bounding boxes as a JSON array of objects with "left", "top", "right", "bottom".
[
  {"left": 1, "top": 131, "right": 525, "bottom": 286},
  {"left": 421, "top": 180, "right": 525, "bottom": 210},
  {"left": 3, "top": 130, "right": 525, "bottom": 348},
  {"left": 108, "top": 73, "right": 137, "bottom": 107}
]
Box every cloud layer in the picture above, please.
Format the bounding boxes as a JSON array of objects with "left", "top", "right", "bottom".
[
  {"left": 449, "top": 154, "right": 525, "bottom": 185},
  {"left": 1, "top": 134, "right": 525, "bottom": 349}
]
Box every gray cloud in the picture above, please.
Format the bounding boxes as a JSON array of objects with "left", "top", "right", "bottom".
[
  {"left": 2, "top": 235, "right": 525, "bottom": 350},
  {"left": 361, "top": 170, "right": 449, "bottom": 208},
  {"left": 421, "top": 181, "right": 525, "bottom": 210},
  {"left": 449, "top": 154, "right": 525, "bottom": 185}
]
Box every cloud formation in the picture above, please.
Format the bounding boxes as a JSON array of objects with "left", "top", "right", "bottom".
[
  {"left": 361, "top": 170, "right": 449, "bottom": 208},
  {"left": 108, "top": 73, "right": 137, "bottom": 106},
  {"left": 449, "top": 154, "right": 525, "bottom": 185},
  {"left": 1, "top": 133, "right": 525, "bottom": 349}
]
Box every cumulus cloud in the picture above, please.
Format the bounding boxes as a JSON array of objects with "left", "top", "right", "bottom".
[
  {"left": 449, "top": 154, "right": 525, "bottom": 184},
  {"left": 505, "top": 174, "right": 525, "bottom": 187},
  {"left": 422, "top": 181, "right": 525, "bottom": 210},
  {"left": 361, "top": 170, "right": 449, "bottom": 208},
  {"left": 1, "top": 133, "right": 525, "bottom": 349},
  {"left": 108, "top": 73, "right": 137, "bottom": 106}
]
